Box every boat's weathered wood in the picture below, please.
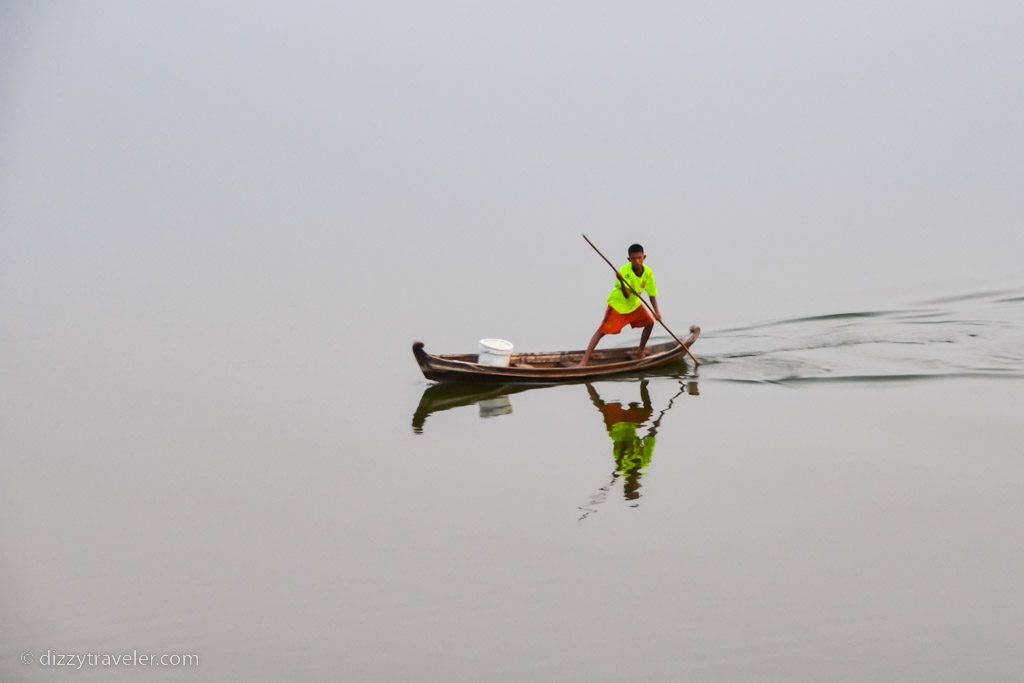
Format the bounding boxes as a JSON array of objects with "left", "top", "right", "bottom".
[{"left": 412, "top": 326, "right": 700, "bottom": 383}]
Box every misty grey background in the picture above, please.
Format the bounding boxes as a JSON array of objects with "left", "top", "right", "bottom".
[
  {"left": 2, "top": 2, "right": 1022, "bottom": 681},
  {"left": 3, "top": 0, "right": 1022, "bottom": 346}
]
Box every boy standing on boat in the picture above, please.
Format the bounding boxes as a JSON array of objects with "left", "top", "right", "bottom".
[{"left": 580, "top": 243, "right": 660, "bottom": 367}]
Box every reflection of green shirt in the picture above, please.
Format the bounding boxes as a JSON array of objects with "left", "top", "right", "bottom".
[
  {"left": 609, "top": 422, "right": 656, "bottom": 476},
  {"left": 607, "top": 263, "right": 657, "bottom": 314}
]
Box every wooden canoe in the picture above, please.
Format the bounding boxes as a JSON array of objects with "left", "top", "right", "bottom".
[{"left": 412, "top": 325, "right": 700, "bottom": 384}]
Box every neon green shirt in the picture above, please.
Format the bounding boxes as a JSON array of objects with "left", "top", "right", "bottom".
[{"left": 607, "top": 263, "right": 657, "bottom": 314}]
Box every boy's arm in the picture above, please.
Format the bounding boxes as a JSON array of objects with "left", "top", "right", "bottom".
[
  {"left": 650, "top": 295, "right": 661, "bottom": 320},
  {"left": 616, "top": 272, "right": 630, "bottom": 298}
]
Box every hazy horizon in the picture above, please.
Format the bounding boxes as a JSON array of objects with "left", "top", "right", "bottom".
[
  {"left": 4, "top": 2, "right": 1022, "bottom": 329},
  {"left": 3, "top": 3, "right": 1022, "bottom": 681}
]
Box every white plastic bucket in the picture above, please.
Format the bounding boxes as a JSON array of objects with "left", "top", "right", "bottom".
[{"left": 477, "top": 338, "right": 514, "bottom": 367}]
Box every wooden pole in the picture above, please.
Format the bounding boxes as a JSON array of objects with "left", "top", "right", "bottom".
[{"left": 582, "top": 234, "right": 700, "bottom": 366}]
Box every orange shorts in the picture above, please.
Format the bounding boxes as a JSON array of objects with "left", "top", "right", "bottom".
[{"left": 598, "top": 305, "right": 655, "bottom": 334}]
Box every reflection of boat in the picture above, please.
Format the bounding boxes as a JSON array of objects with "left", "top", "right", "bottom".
[
  {"left": 412, "top": 366, "right": 697, "bottom": 434},
  {"left": 412, "top": 326, "right": 700, "bottom": 383},
  {"left": 411, "top": 383, "right": 537, "bottom": 433}
]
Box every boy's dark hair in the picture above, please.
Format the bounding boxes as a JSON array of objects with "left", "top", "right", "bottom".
[{"left": 628, "top": 243, "right": 644, "bottom": 255}]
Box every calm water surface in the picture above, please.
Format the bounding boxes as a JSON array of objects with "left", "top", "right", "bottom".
[{"left": 4, "top": 286, "right": 1022, "bottom": 681}]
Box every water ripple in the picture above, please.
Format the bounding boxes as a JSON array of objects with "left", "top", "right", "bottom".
[{"left": 699, "top": 288, "right": 1024, "bottom": 385}]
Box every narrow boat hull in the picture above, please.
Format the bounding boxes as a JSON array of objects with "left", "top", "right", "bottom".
[{"left": 412, "top": 326, "right": 700, "bottom": 384}]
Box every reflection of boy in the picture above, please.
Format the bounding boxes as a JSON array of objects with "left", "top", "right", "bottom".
[
  {"left": 587, "top": 381, "right": 658, "bottom": 501},
  {"left": 580, "top": 243, "right": 661, "bottom": 366}
]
